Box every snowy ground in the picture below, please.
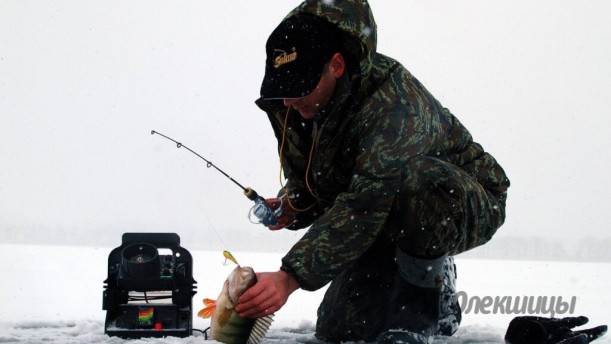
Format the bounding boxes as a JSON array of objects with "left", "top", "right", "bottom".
[{"left": 0, "top": 243, "right": 608, "bottom": 344}]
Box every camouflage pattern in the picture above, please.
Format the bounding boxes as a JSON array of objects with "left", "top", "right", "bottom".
[
  {"left": 255, "top": 0, "right": 509, "bottom": 342},
  {"left": 438, "top": 256, "right": 461, "bottom": 336},
  {"left": 387, "top": 156, "right": 507, "bottom": 258}
]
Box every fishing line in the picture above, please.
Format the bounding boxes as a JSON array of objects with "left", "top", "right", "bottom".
[
  {"left": 202, "top": 215, "right": 241, "bottom": 267},
  {"left": 204, "top": 215, "right": 230, "bottom": 253}
]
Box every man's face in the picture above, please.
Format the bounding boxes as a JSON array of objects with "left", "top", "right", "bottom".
[{"left": 283, "top": 66, "right": 337, "bottom": 120}]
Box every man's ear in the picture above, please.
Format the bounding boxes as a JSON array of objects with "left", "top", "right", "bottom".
[{"left": 329, "top": 53, "right": 346, "bottom": 79}]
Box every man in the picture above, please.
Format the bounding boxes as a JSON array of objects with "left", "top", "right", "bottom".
[{"left": 235, "top": 1, "right": 509, "bottom": 343}]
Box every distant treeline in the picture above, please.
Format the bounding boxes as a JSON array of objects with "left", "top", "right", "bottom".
[
  {"left": 1, "top": 226, "right": 609, "bottom": 263},
  {"left": 458, "top": 235, "right": 611, "bottom": 262}
]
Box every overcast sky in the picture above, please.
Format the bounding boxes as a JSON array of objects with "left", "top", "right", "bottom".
[{"left": 1, "top": 1, "right": 610, "bottom": 249}]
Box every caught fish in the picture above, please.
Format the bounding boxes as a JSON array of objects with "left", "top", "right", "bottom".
[{"left": 198, "top": 252, "right": 273, "bottom": 344}]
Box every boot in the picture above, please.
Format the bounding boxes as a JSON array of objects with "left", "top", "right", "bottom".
[
  {"left": 377, "top": 249, "right": 454, "bottom": 344},
  {"left": 438, "top": 255, "right": 461, "bottom": 336}
]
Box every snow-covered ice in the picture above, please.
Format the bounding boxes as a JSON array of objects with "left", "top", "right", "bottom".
[
  {"left": 2, "top": 0, "right": 610, "bottom": 342},
  {"left": 0, "top": 243, "right": 608, "bottom": 343}
]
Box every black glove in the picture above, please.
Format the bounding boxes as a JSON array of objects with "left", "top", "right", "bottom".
[{"left": 505, "top": 316, "right": 607, "bottom": 344}]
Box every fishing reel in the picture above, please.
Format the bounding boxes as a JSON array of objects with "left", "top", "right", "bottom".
[{"left": 245, "top": 188, "right": 283, "bottom": 227}]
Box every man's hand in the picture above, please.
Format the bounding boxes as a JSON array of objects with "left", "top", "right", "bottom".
[
  {"left": 235, "top": 270, "right": 299, "bottom": 318},
  {"left": 266, "top": 198, "right": 297, "bottom": 230}
]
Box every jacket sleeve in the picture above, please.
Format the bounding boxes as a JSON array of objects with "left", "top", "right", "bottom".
[{"left": 281, "top": 110, "right": 431, "bottom": 291}]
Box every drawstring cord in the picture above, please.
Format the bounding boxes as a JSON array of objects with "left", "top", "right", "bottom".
[{"left": 278, "top": 106, "right": 319, "bottom": 212}]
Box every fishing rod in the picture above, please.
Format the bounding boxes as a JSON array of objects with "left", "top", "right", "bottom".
[{"left": 151, "top": 130, "right": 282, "bottom": 227}]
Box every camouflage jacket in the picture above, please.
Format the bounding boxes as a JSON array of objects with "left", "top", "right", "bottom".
[{"left": 256, "top": 0, "right": 510, "bottom": 291}]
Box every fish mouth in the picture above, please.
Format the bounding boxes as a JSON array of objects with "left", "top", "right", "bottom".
[{"left": 228, "top": 266, "right": 256, "bottom": 303}]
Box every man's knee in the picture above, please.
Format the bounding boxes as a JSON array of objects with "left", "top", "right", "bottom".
[
  {"left": 386, "top": 157, "right": 465, "bottom": 257},
  {"left": 386, "top": 156, "right": 503, "bottom": 257},
  {"left": 399, "top": 157, "right": 453, "bottom": 197}
]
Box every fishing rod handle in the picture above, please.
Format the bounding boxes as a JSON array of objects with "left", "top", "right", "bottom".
[{"left": 244, "top": 187, "right": 259, "bottom": 201}]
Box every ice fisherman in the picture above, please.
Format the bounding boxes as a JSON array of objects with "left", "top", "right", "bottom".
[{"left": 234, "top": 1, "right": 510, "bottom": 343}]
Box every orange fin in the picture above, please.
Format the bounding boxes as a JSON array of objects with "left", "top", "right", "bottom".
[{"left": 197, "top": 298, "right": 216, "bottom": 318}]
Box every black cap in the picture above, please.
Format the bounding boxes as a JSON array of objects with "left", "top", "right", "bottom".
[{"left": 260, "top": 14, "right": 341, "bottom": 99}]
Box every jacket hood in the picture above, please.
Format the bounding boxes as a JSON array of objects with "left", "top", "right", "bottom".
[{"left": 284, "top": 0, "right": 377, "bottom": 81}]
